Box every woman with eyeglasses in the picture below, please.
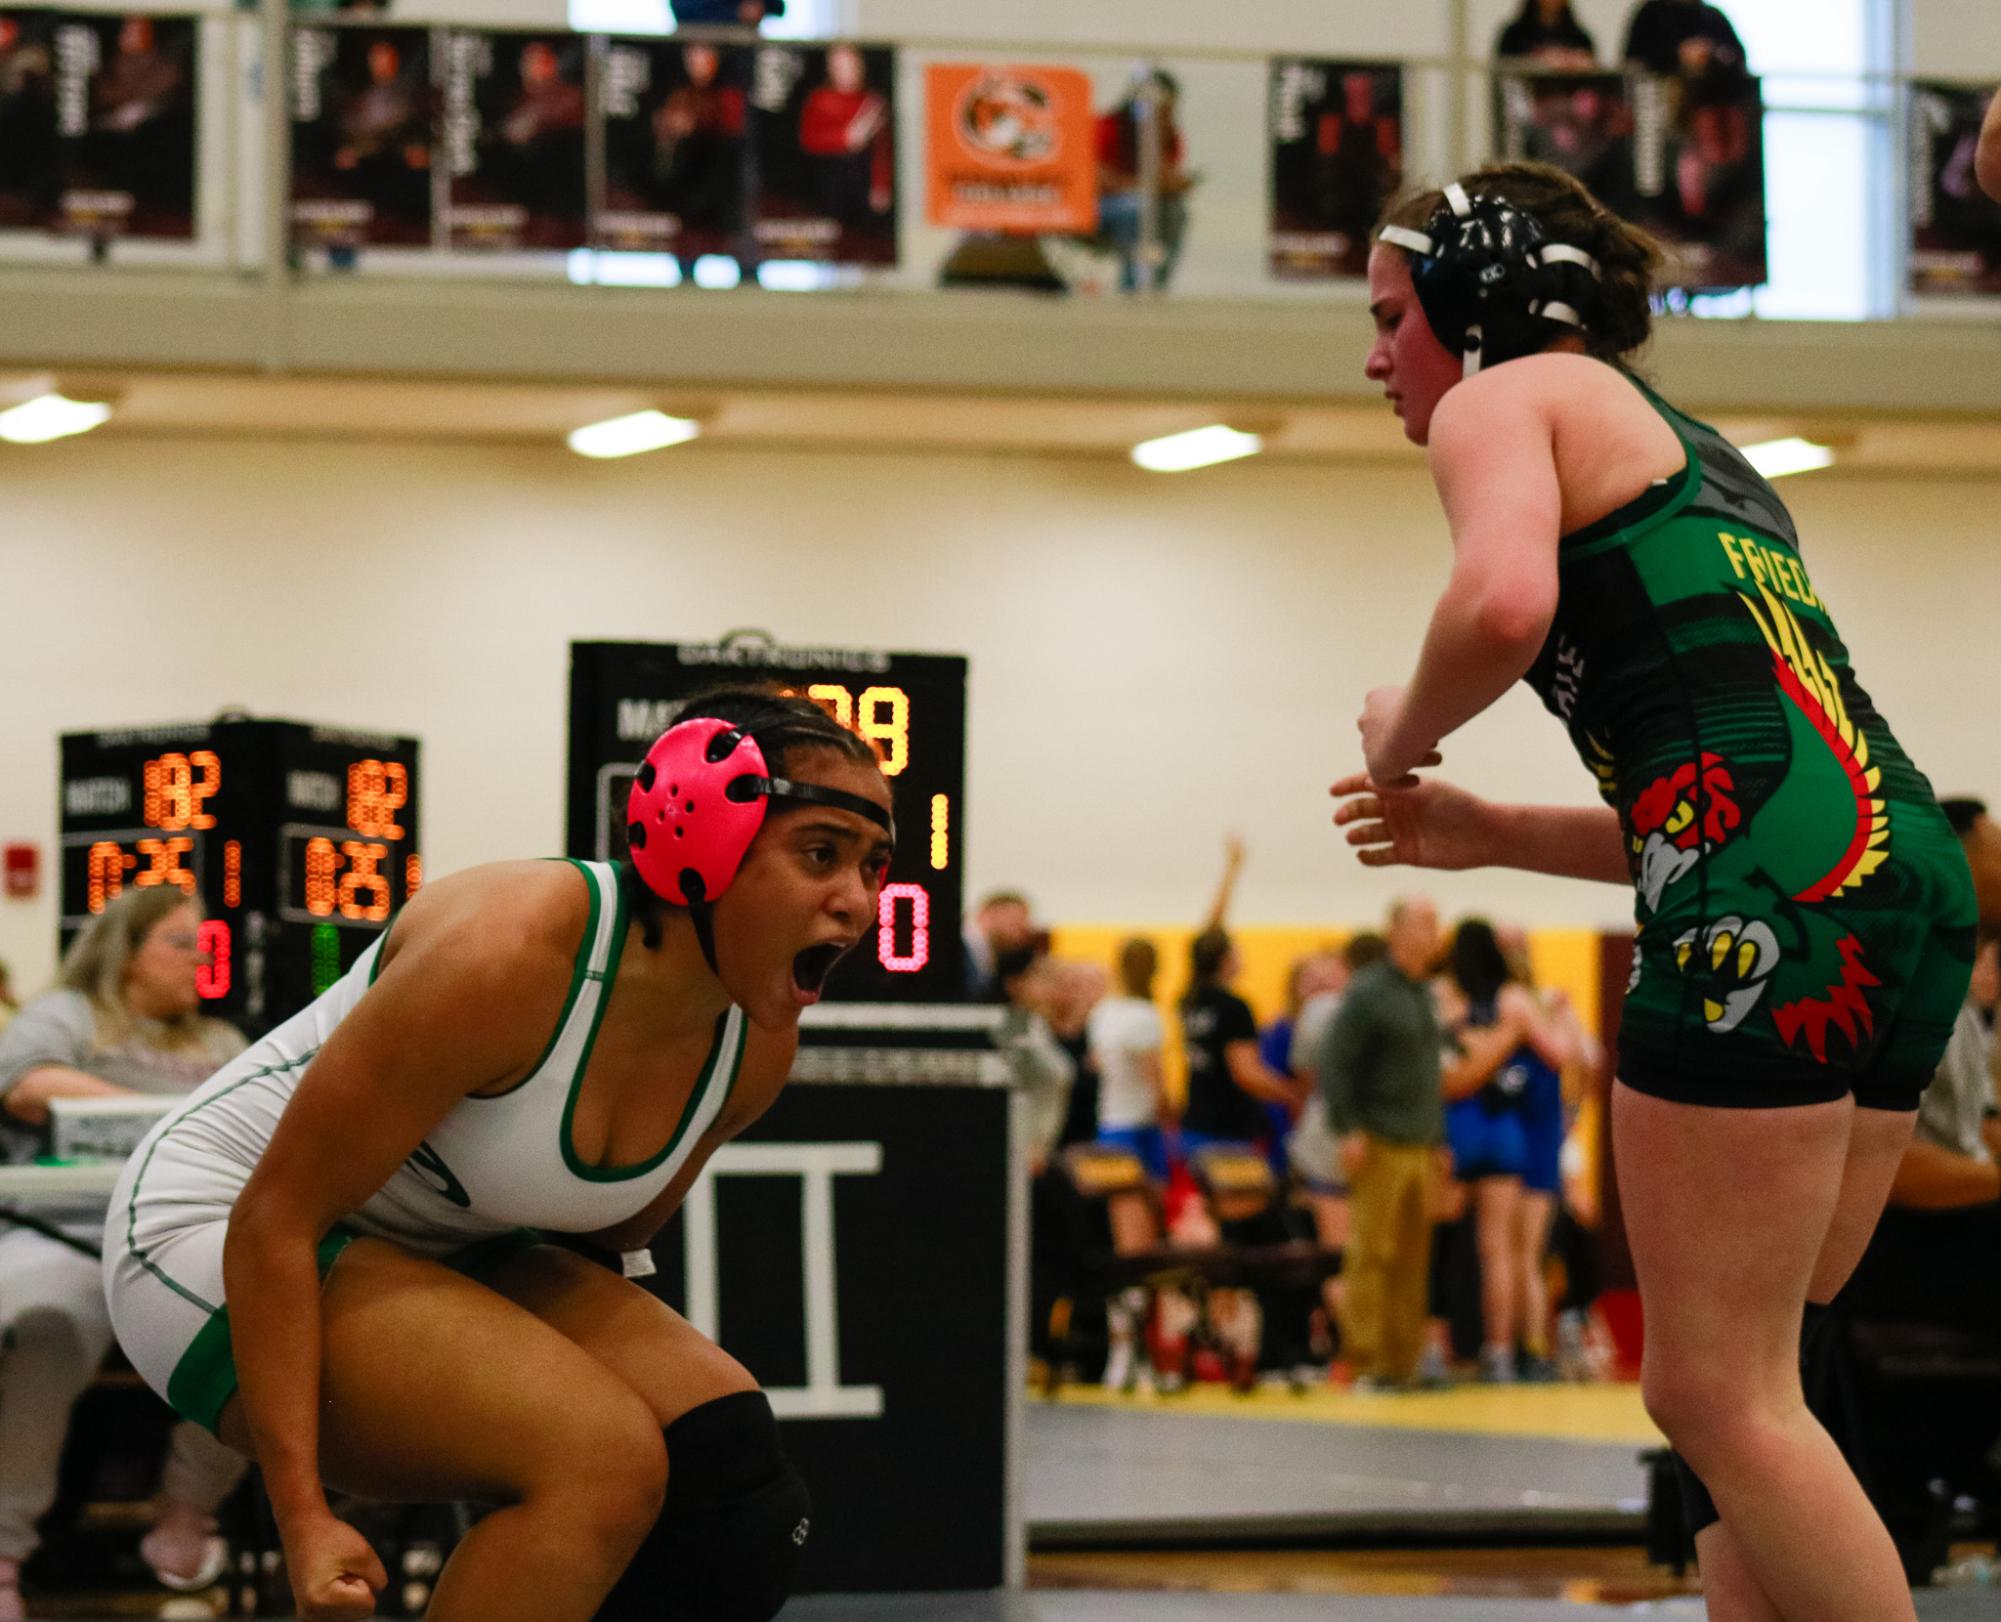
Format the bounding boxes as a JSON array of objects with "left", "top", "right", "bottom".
[{"left": 0, "top": 886, "right": 248, "bottom": 1619}]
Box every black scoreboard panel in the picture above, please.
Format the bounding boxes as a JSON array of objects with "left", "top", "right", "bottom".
[
  {"left": 60, "top": 719, "right": 421, "bottom": 1033},
  {"left": 568, "top": 639, "right": 965, "bottom": 1002}
]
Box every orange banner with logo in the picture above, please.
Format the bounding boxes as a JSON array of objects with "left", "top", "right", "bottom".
[{"left": 926, "top": 63, "right": 1095, "bottom": 232}]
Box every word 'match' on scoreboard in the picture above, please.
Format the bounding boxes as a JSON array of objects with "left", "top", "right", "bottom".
[
  {"left": 567, "top": 638, "right": 966, "bottom": 1002},
  {"left": 60, "top": 719, "right": 422, "bottom": 1031}
]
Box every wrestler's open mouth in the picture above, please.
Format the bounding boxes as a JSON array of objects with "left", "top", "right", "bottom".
[{"left": 792, "top": 943, "right": 847, "bottom": 997}]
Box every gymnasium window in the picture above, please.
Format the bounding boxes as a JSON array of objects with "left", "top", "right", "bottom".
[
  {"left": 567, "top": 0, "right": 843, "bottom": 43},
  {"left": 1687, "top": 0, "right": 1896, "bottom": 321}
]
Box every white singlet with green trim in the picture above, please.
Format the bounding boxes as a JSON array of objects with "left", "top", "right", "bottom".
[{"left": 103, "top": 859, "right": 747, "bottom": 1431}]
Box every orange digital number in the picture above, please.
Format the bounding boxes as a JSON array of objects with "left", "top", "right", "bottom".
[
  {"left": 223, "top": 840, "right": 242, "bottom": 908},
  {"left": 405, "top": 852, "right": 423, "bottom": 897},
  {"left": 135, "top": 837, "right": 196, "bottom": 897},
  {"left": 304, "top": 837, "right": 338, "bottom": 917},
  {"left": 857, "top": 687, "right": 909, "bottom": 777},
  {"left": 784, "top": 684, "right": 911, "bottom": 777},
  {"left": 347, "top": 760, "right": 408, "bottom": 841},
  {"left": 142, "top": 751, "right": 221, "bottom": 831},
  {"left": 804, "top": 684, "right": 854, "bottom": 729},
  {"left": 339, "top": 841, "right": 391, "bottom": 923},
  {"left": 87, "top": 841, "right": 138, "bottom": 913}
]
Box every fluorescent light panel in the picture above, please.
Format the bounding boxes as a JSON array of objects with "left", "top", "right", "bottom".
[
  {"left": 1131, "top": 424, "right": 1262, "bottom": 474},
  {"left": 1742, "top": 436, "right": 1834, "bottom": 479},
  {"left": 567, "top": 409, "right": 701, "bottom": 460},
  {"left": 0, "top": 393, "right": 110, "bottom": 445}
]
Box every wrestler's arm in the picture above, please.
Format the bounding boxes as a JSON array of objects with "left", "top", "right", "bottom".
[{"left": 1367, "top": 373, "right": 1562, "bottom": 780}]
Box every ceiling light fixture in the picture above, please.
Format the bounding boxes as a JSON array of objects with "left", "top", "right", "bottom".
[
  {"left": 1131, "top": 424, "right": 1263, "bottom": 474},
  {"left": 1741, "top": 437, "right": 1835, "bottom": 480},
  {"left": 0, "top": 392, "right": 112, "bottom": 445},
  {"left": 567, "top": 409, "right": 702, "bottom": 460}
]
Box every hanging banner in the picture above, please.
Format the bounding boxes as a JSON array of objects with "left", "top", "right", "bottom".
[
  {"left": 441, "top": 27, "right": 587, "bottom": 252},
  {"left": 0, "top": 10, "right": 58, "bottom": 231},
  {"left": 1492, "top": 68, "right": 1638, "bottom": 219},
  {"left": 597, "top": 37, "right": 752, "bottom": 256},
  {"left": 1268, "top": 58, "right": 1403, "bottom": 280},
  {"left": 749, "top": 40, "right": 897, "bottom": 265},
  {"left": 290, "top": 26, "right": 434, "bottom": 251},
  {"left": 1629, "top": 70, "right": 1766, "bottom": 292},
  {"left": 53, "top": 12, "right": 198, "bottom": 240},
  {"left": 1909, "top": 81, "right": 2001, "bottom": 296},
  {"left": 924, "top": 62, "right": 1093, "bottom": 233}
]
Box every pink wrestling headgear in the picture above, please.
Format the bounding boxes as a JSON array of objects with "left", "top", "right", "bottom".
[{"left": 626, "top": 715, "right": 897, "bottom": 909}]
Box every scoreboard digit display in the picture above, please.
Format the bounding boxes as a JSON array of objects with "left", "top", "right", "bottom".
[
  {"left": 568, "top": 637, "right": 966, "bottom": 1003},
  {"left": 60, "top": 719, "right": 422, "bottom": 1032}
]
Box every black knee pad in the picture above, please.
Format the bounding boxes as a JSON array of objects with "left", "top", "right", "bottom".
[
  {"left": 1674, "top": 1302, "right": 1839, "bottom": 1548},
  {"left": 594, "top": 1391, "right": 810, "bottom": 1622}
]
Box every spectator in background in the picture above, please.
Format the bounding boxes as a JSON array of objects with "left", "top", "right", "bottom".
[
  {"left": 995, "top": 945, "right": 1076, "bottom": 1177},
  {"left": 1178, "top": 837, "right": 1304, "bottom": 1163},
  {"left": 964, "top": 889, "right": 1035, "bottom": 1002},
  {"left": 1095, "top": 70, "right": 1196, "bottom": 292},
  {"left": 1180, "top": 931, "right": 1303, "bottom": 1157},
  {"left": 1622, "top": 0, "right": 1746, "bottom": 78},
  {"left": 0, "top": 889, "right": 248, "bottom": 1617},
  {"left": 1260, "top": 952, "right": 1342, "bottom": 1175},
  {"left": 1321, "top": 897, "right": 1445, "bottom": 1390},
  {"left": 1494, "top": 922, "right": 1599, "bottom": 1379},
  {"left": 1090, "top": 939, "right": 1170, "bottom": 1182},
  {"left": 0, "top": 961, "right": 15, "bottom": 1028},
  {"left": 1438, "top": 919, "right": 1577, "bottom": 1382},
  {"left": 1951, "top": 796, "right": 2001, "bottom": 933},
  {"left": 1086, "top": 939, "right": 1177, "bottom": 1391},
  {"left": 1290, "top": 932, "right": 1388, "bottom": 1360},
  {"left": 1839, "top": 799, "right": 2001, "bottom": 1337},
  {"left": 1980, "top": 90, "right": 2001, "bottom": 203},
  {"left": 1049, "top": 959, "right": 1109, "bottom": 1151},
  {"left": 670, "top": 0, "right": 782, "bottom": 26},
  {"left": 1496, "top": 0, "right": 1599, "bottom": 67}
]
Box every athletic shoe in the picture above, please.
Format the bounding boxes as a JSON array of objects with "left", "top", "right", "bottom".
[
  {"left": 1517, "top": 1352, "right": 1560, "bottom": 1384},
  {"left": 1413, "top": 1345, "right": 1454, "bottom": 1390}
]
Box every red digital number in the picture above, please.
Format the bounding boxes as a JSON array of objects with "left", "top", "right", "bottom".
[
  {"left": 876, "top": 882, "right": 931, "bottom": 973},
  {"left": 196, "top": 919, "right": 232, "bottom": 1000}
]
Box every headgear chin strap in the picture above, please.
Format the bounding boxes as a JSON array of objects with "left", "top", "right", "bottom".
[
  {"left": 625, "top": 717, "right": 895, "bottom": 975},
  {"left": 1378, "top": 182, "right": 1602, "bottom": 377}
]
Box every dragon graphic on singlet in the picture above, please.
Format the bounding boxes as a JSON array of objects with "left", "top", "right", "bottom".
[{"left": 1520, "top": 372, "right": 1961, "bottom": 1077}]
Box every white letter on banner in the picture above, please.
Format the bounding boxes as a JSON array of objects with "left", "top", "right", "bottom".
[{"left": 681, "top": 1142, "right": 884, "bottom": 1420}]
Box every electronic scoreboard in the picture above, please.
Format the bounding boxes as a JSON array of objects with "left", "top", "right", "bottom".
[
  {"left": 59, "top": 718, "right": 422, "bottom": 1032},
  {"left": 567, "top": 636, "right": 966, "bottom": 1002}
]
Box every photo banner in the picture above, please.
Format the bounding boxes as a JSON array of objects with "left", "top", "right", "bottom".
[
  {"left": 53, "top": 12, "right": 198, "bottom": 239},
  {"left": 1493, "top": 68, "right": 1638, "bottom": 217},
  {"left": 749, "top": 40, "right": 897, "bottom": 265},
  {"left": 1268, "top": 58, "right": 1403, "bottom": 279},
  {"left": 441, "top": 27, "right": 587, "bottom": 252},
  {"left": 290, "top": 25, "right": 434, "bottom": 251},
  {"left": 1909, "top": 81, "right": 2001, "bottom": 296},
  {"left": 597, "top": 37, "right": 752, "bottom": 256},
  {"left": 924, "top": 63, "right": 1094, "bottom": 233},
  {"left": 1629, "top": 70, "right": 1766, "bottom": 292},
  {"left": 0, "top": 10, "right": 58, "bottom": 230}
]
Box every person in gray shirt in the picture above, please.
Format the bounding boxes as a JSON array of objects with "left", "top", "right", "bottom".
[
  {"left": 0, "top": 887, "right": 246, "bottom": 1615},
  {"left": 1320, "top": 897, "right": 1444, "bottom": 1388}
]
